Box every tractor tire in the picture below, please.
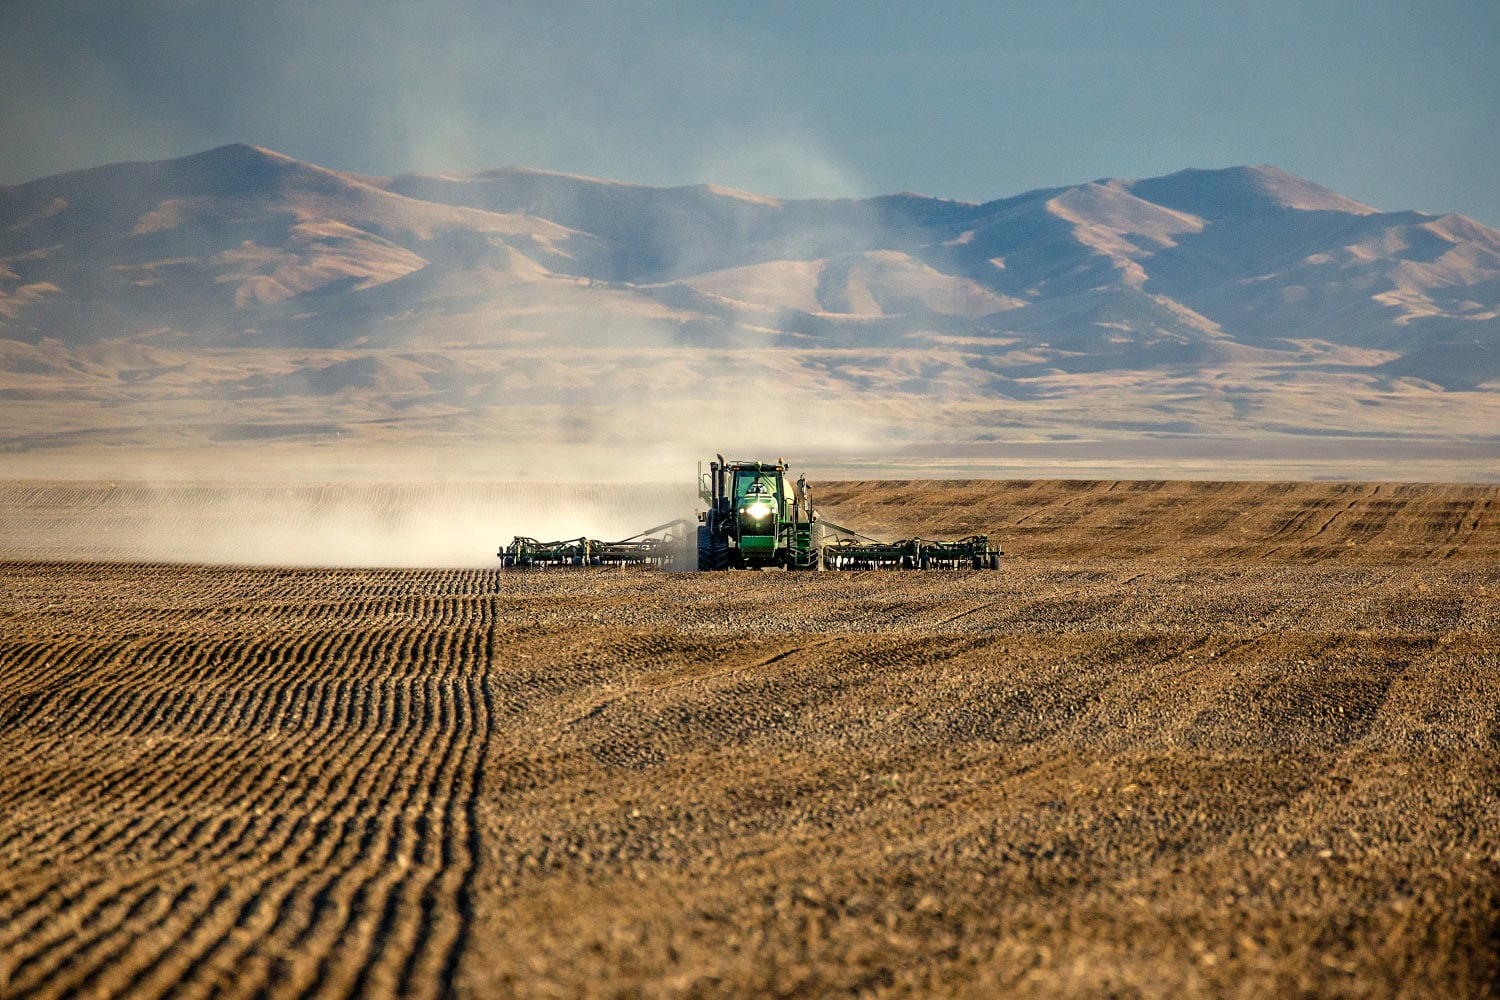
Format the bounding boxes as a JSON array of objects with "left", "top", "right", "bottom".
[
  {"left": 697, "top": 526, "right": 729, "bottom": 571},
  {"left": 806, "top": 523, "right": 826, "bottom": 571}
]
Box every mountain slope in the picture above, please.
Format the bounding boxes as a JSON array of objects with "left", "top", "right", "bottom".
[
  {"left": 1, "top": 146, "right": 1497, "bottom": 475},
  {"left": 0, "top": 145, "right": 599, "bottom": 345}
]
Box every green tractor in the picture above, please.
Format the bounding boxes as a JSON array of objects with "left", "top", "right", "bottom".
[
  {"left": 498, "top": 456, "right": 1001, "bottom": 571},
  {"left": 697, "top": 456, "right": 823, "bottom": 570}
]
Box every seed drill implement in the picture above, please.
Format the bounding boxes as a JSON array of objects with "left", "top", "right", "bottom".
[{"left": 498, "top": 456, "right": 1001, "bottom": 571}]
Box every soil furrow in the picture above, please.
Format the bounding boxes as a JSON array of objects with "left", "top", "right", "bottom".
[{"left": 2, "top": 480, "right": 1498, "bottom": 998}]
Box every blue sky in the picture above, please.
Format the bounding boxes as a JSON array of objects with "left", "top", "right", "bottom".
[{"left": 2, "top": 0, "right": 1496, "bottom": 224}]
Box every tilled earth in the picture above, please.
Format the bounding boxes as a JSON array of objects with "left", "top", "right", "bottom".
[{"left": 0, "top": 480, "right": 1496, "bottom": 998}]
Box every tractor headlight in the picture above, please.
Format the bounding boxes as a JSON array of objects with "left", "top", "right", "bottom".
[{"left": 746, "top": 500, "right": 773, "bottom": 520}]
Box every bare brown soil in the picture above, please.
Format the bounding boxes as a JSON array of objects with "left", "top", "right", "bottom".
[{"left": 0, "top": 480, "right": 1496, "bottom": 998}]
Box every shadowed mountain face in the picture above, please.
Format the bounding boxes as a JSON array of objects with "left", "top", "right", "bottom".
[{"left": 1, "top": 145, "right": 1497, "bottom": 476}]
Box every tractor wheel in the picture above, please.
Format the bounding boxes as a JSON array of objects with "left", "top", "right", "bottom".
[
  {"left": 988, "top": 553, "right": 1001, "bottom": 570},
  {"left": 697, "top": 526, "right": 729, "bottom": 571}
]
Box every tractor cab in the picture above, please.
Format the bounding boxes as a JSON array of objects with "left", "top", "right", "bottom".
[{"left": 733, "top": 469, "right": 784, "bottom": 549}]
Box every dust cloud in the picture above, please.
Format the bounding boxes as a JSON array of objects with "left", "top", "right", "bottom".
[
  {"left": 199, "top": 496, "right": 691, "bottom": 569},
  {"left": 0, "top": 482, "right": 700, "bottom": 568}
]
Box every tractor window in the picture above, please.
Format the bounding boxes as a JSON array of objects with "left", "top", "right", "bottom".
[{"left": 736, "top": 474, "right": 776, "bottom": 502}]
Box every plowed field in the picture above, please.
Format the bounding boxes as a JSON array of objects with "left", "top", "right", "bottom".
[{"left": 1, "top": 480, "right": 1497, "bottom": 998}]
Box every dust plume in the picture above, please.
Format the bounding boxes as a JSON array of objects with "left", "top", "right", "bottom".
[{"left": 0, "top": 482, "right": 699, "bottom": 568}]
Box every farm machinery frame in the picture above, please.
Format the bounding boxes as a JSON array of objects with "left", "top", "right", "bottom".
[{"left": 498, "top": 456, "right": 1000, "bottom": 572}]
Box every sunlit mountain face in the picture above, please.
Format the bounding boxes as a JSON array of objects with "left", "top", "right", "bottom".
[{"left": 2, "top": 145, "right": 1497, "bottom": 477}]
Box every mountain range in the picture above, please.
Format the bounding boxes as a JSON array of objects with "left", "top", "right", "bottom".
[{"left": 1, "top": 144, "right": 1497, "bottom": 478}]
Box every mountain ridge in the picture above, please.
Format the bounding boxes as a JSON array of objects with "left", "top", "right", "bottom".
[{"left": 1, "top": 145, "right": 1497, "bottom": 474}]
